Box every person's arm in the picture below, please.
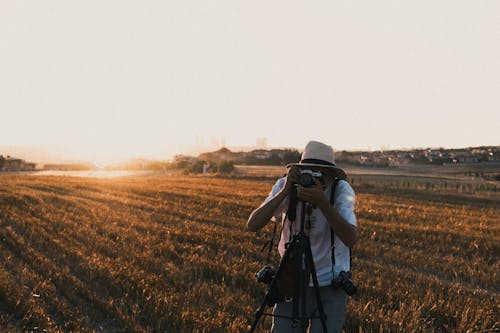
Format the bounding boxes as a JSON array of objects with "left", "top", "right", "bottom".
[
  {"left": 317, "top": 198, "right": 357, "bottom": 248},
  {"left": 297, "top": 181, "right": 358, "bottom": 248},
  {"left": 247, "top": 167, "right": 300, "bottom": 232},
  {"left": 247, "top": 187, "right": 288, "bottom": 232}
]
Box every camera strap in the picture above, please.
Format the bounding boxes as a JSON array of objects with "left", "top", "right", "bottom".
[
  {"left": 329, "top": 178, "right": 353, "bottom": 270},
  {"left": 261, "top": 216, "right": 283, "bottom": 266}
]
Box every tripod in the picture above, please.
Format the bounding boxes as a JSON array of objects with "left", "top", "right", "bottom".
[{"left": 250, "top": 187, "right": 328, "bottom": 333}]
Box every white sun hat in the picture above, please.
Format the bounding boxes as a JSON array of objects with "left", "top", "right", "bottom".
[{"left": 286, "top": 140, "right": 347, "bottom": 178}]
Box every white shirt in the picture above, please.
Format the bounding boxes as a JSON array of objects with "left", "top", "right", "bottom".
[{"left": 264, "top": 177, "right": 357, "bottom": 286}]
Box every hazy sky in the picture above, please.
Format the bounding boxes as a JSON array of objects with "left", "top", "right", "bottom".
[{"left": 1, "top": 1, "right": 499, "bottom": 162}]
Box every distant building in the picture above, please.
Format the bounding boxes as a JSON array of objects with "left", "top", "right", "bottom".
[
  {"left": 0, "top": 155, "right": 37, "bottom": 171},
  {"left": 252, "top": 149, "right": 273, "bottom": 159}
]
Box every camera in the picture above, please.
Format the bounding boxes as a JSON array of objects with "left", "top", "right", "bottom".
[
  {"left": 331, "top": 271, "right": 357, "bottom": 296},
  {"left": 256, "top": 265, "right": 275, "bottom": 285},
  {"left": 255, "top": 265, "right": 285, "bottom": 306},
  {"left": 299, "top": 169, "right": 323, "bottom": 188}
]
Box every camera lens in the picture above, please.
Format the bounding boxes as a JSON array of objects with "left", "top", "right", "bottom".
[
  {"left": 299, "top": 173, "right": 315, "bottom": 188},
  {"left": 256, "top": 265, "right": 275, "bottom": 285}
]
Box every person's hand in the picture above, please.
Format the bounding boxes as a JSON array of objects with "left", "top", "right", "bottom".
[
  {"left": 297, "top": 178, "right": 328, "bottom": 207},
  {"left": 283, "top": 166, "right": 300, "bottom": 194}
]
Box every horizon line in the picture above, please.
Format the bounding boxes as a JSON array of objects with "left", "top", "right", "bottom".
[{"left": 1, "top": 143, "right": 499, "bottom": 165}]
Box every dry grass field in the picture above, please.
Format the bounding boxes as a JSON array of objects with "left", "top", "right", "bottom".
[{"left": 0, "top": 167, "right": 498, "bottom": 332}]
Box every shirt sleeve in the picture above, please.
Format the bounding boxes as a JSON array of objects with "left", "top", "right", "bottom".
[
  {"left": 334, "top": 180, "right": 357, "bottom": 227},
  {"left": 263, "top": 177, "right": 288, "bottom": 221}
]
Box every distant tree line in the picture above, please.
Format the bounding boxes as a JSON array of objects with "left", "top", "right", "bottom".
[
  {"left": 173, "top": 158, "right": 235, "bottom": 174},
  {"left": 173, "top": 147, "right": 301, "bottom": 174}
]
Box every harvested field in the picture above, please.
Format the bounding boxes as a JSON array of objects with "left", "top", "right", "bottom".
[{"left": 0, "top": 171, "right": 498, "bottom": 332}]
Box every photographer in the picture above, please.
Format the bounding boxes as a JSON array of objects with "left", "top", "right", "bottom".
[{"left": 247, "top": 141, "right": 357, "bottom": 333}]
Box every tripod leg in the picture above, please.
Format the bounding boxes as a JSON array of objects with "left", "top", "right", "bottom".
[
  {"left": 249, "top": 302, "right": 266, "bottom": 333},
  {"left": 299, "top": 246, "right": 308, "bottom": 332},
  {"left": 306, "top": 240, "right": 328, "bottom": 333},
  {"left": 291, "top": 250, "right": 308, "bottom": 333}
]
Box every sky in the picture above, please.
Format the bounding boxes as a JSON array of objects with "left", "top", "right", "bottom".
[{"left": 1, "top": 1, "right": 499, "bottom": 163}]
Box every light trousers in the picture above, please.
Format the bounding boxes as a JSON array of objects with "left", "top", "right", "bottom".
[{"left": 271, "top": 286, "right": 348, "bottom": 333}]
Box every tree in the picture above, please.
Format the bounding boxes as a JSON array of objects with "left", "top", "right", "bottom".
[{"left": 218, "top": 161, "right": 234, "bottom": 173}]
